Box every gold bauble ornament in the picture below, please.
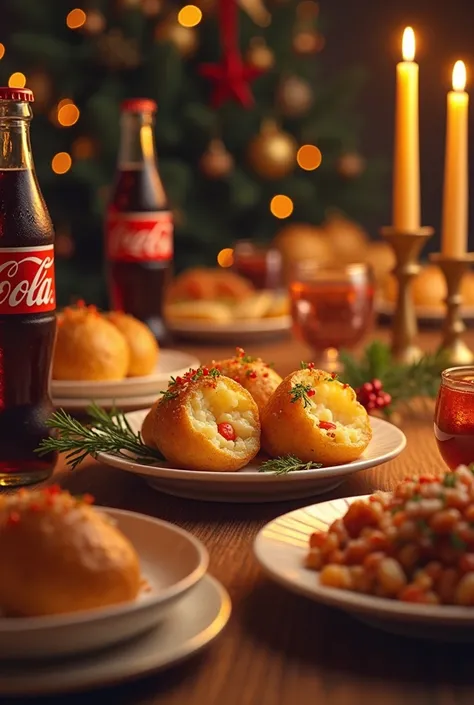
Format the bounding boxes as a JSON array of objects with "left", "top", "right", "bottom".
[
  {"left": 246, "top": 38, "right": 274, "bottom": 71},
  {"left": 84, "top": 9, "right": 106, "bottom": 34},
  {"left": 27, "top": 72, "right": 52, "bottom": 112},
  {"left": 337, "top": 151, "right": 366, "bottom": 179},
  {"left": 199, "top": 139, "right": 234, "bottom": 179},
  {"left": 277, "top": 75, "right": 313, "bottom": 118},
  {"left": 292, "top": 30, "right": 324, "bottom": 55},
  {"left": 247, "top": 121, "right": 297, "bottom": 180},
  {"left": 155, "top": 19, "right": 198, "bottom": 58}
]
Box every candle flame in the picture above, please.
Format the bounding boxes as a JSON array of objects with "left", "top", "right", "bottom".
[
  {"left": 402, "top": 27, "right": 415, "bottom": 62},
  {"left": 452, "top": 60, "right": 466, "bottom": 91}
]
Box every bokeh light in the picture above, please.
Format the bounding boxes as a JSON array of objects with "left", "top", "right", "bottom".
[
  {"left": 8, "top": 72, "right": 26, "bottom": 89},
  {"left": 217, "top": 248, "right": 234, "bottom": 268},
  {"left": 178, "top": 5, "right": 202, "bottom": 27},
  {"left": 58, "top": 98, "right": 73, "bottom": 110},
  {"left": 297, "top": 145, "right": 322, "bottom": 171},
  {"left": 66, "top": 9, "right": 86, "bottom": 29},
  {"left": 0, "top": 45, "right": 5, "bottom": 60},
  {"left": 52, "top": 152, "right": 72, "bottom": 175},
  {"left": 270, "top": 195, "right": 294, "bottom": 219},
  {"left": 58, "top": 103, "right": 80, "bottom": 127}
]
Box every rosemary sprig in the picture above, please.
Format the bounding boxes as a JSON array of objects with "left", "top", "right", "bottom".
[
  {"left": 259, "top": 455, "right": 323, "bottom": 475},
  {"left": 36, "top": 403, "right": 165, "bottom": 470},
  {"left": 290, "top": 382, "right": 313, "bottom": 408}
]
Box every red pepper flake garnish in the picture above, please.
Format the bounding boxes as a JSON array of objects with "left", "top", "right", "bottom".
[
  {"left": 319, "top": 420, "right": 336, "bottom": 430},
  {"left": 76, "top": 299, "right": 85, "bottom": 308},
  {"left": 342, "top": 384, "right": 349, "bottom": 389},
  {"left": 236, "top": 347, "right": 245, "bottom": 358},
  {"left": 263, "top": 373, "right": 269, "bottom": 378},
  {"left": 202, "top": 367, "right": 209, "bottom": 376},
  {"left": 6, "top": 511, "right": 20, "bottom": 527},
  {"left": 80, "top": 493, "right": 95, "bottom": 505},
  {"left": 307, "top": 389, "right": 315, "bottom": 397},
  {"left": 247, "top": 370, "right": 257, "bottom": 380},
  {"left": 217, "top": 422, "right": 237, "bottom": 441},
  {"left": 331, "top": 372, "right": 337, "bottom": 378},
  {"left": 233, "top": 376, "right": 240, "bottom": 382},
  {"left": 44, "top": 485, "right": 61, "bottom": 496}
]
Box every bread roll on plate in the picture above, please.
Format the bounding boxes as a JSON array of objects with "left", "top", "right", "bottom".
[
  {"left": 142, "top": 367, "right": 260, "bottom": 471},
  {"left": 261, "top": 367, "right": 371, "bottom": 465},
  {"left": 0, "top": 487, "right": 141, "bottom": 617},
  {"left": 165, "top": 300, "right": 232, "bottom": 323},
  {"left": 212, "top": 347, "right": 283, "bottom": 413},
  {"left": 107, "top": 311, "right": 159, "bottom": 377},
  {"left": 53, "top": 304, "right": 129, "bottom": 381}
]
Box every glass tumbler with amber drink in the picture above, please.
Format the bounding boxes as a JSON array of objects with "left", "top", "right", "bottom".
[
  {"left": 290, "top": 262, "right": 375, "bottom": 369},
  {"left": 435, "top": 367, "right": 474, "bottom": 468}
]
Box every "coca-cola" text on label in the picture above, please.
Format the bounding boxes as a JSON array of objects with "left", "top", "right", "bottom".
[
  {"left": 0, "top": 245, "right": 56, "bottom": 315},
  {"left": 106, "top": 210, "right": 173, "bottom": 263}
]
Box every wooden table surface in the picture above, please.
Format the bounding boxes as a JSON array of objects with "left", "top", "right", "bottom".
[{"left": 5, "top": 327, "right": 474, "bottom": 705}]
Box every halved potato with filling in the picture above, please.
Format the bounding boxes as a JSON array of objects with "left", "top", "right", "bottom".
[
  {"left": 261, "top": 368, "right": 371, "bottom": 465},
  {"left": 212, "top": 348, "right": 283, "bottom": 414},
  {"left": 141, "top": 368, "right": 260, "bottom": 471}
]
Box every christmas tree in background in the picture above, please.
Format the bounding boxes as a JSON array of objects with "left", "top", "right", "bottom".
[{"left": 1, "top": 0, "right": 385, "bottom": 306}]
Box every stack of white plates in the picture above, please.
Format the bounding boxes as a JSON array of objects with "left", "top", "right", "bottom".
[
  {"left": 0, "top": 508, "right": 231, "bottom": 696},
  {"left": 51, "top": 349, "right": 200, "bottom": 412}
]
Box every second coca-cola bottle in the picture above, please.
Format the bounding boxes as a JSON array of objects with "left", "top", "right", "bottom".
[
  {"left": 105, "top": 98, "right": 173, "bottom": 344},
  {"left": 0, "top": 87, "right": 57, "bottom": 487}
]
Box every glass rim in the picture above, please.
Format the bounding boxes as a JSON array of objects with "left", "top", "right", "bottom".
[
  {"left": 441, "top": 366, "right": 474, "bottom": 392},
  {"left": 289, "top": 261, "right": 372, "bottom": 280}
]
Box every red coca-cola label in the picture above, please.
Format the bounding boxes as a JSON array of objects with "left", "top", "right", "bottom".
[
  {"left": 0, "top": 245, "right": 55, "bottom": 315},
  {"left": 106, "top": 210, "right": 173, "bottom": 263}
]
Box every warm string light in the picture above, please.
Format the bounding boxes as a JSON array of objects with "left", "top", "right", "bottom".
[
  {"left": 0, "top": 44, "right": 5, "bottom": 60},
  {"left": 8, "top": 72, "right": 26, "bottom": 88},
  {"left": 58, "top": 103, "right": 80, "bottom": 127},
  {"left": 66, "top": 8, "right": 86, "bottom": 29},
  {"left": 52, "top": 152, "right": 72, "bottom": 175},
  {"left": 297, "top": 144, "right": 322, "bottom": 171},
  {"left": 270, "top": 195, "right": 294, "bottom": 219},
  {"left": 217, "top": 248, "right": 234, "bottom": 267},
  {"left": 178, "top": 5, "right": 202, "bottom": 27}
]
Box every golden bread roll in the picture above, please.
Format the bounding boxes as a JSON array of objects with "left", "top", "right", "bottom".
[
  {"left": 53, "top": 304, "right": 129, "bottom": 381},
  {"left": 212, "top": 347, "right": 283, "bottom": 414},
  {"left": 107, "top": 311, "right": 159, "bottom": 377},
  {"left": 142, "top": 367, "right": 260, "bottom": 471},
  {"left": 273, "top": 223, "right": 333, "bottom": 281},
  {"left": 264, "top": 292, "right": 290, "bottom": 318},
  {"left": 232, "top": 291, "right": 274, "bottom": 320},
  {"left": 384, "top": 265, "right": 446, "bottom": 308},
  {"left": 365, "top": 241, "right": 395, "bottom": 286},
  {"left": 165, "top": 300, "right": 232, "bottom": 323},
  {"left": 323, "top": 214, "right": 368, "bottom": 264},
  {"left": 261, "top": 367, "right": 372, "bottom": 465},
  {"left": 167, "top": 268, "right": 254, "bottom": 303},
  {"left": 0, "top": 488, "right": 141, "bottom": 617}
]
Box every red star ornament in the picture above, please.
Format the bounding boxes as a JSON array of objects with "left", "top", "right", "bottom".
[{"left": 199, "top": 49, "right": 262, "bottom": 108}]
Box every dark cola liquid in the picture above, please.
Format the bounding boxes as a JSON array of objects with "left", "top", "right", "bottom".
[
  {"left": 0, "top": 169, "right": 57, "bottom": 485},
  {"left": 107, "top": 166, "right": 172, "bottom": 344}
]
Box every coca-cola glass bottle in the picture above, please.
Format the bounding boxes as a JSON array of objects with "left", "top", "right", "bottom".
[
  {"left": 105, "top": 98, "right": 173, "bottom": 344},
  {"left": 0, "top": 87, "right": 57, "bottom": 487}
]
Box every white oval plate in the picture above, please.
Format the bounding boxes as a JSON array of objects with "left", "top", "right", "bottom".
[
  {"left": 0, "top": 508, "right": 208, "bottom": 659},
  {"left": 254, "top": 496, "right": 474, "bottom": 641},
  {"left": 97, "top": 412, "right": 406, "bottom": 503},
  {"left": 0, "top": 574, "right": 230, "bottom": 697},
  {"left": 167, "top": 315, "right": 291, "bottom": 343},
  {"left": 51, "top": 349, "right": 200, "bottom": 400},
  {"left": 52, "top": 393, "right": 162, "bottom": 413}
]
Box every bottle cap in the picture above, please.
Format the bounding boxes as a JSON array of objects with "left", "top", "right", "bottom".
[
  {"left": 0, "top": 88, "right": 34, "bottom": 102},
  {"left": 121, "top": 98, "right": 157, "bottom": 113}
]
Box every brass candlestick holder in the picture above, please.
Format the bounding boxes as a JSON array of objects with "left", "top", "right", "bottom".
[
  {"left": 381, "top": 226, "right": 434, "bottom": 364},
  {"left": 429, "top": 253, "right": 474, "bottom": 365}
]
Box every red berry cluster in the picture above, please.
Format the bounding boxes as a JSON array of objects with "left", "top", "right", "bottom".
[{"left": 356, "top": 379, "right": 392, "bottom": 412}]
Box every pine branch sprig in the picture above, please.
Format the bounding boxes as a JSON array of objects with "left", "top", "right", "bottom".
[{"left": 259, "top": 455, "right": 323, "bottom": 475}]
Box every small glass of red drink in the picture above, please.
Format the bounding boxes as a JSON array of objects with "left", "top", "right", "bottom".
[
  {"left": 289, "top": 261, "right": 375, "bottom": 370},
  {"left": 435, "top": 367, "right": 474, "bottom": 468},
  {"left": 232, "top": 240, "right": 283, "bottom": 290}
]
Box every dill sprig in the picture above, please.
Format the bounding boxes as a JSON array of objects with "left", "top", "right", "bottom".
[
  {"left": 290, "top": 382, "right": 313, "bottom": 408},
  {"left": 36, "top": 403, "right": 165, "bottom": 470},
  {"left": 259, "top": 455, "right": 323, "bottom": 475}
]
